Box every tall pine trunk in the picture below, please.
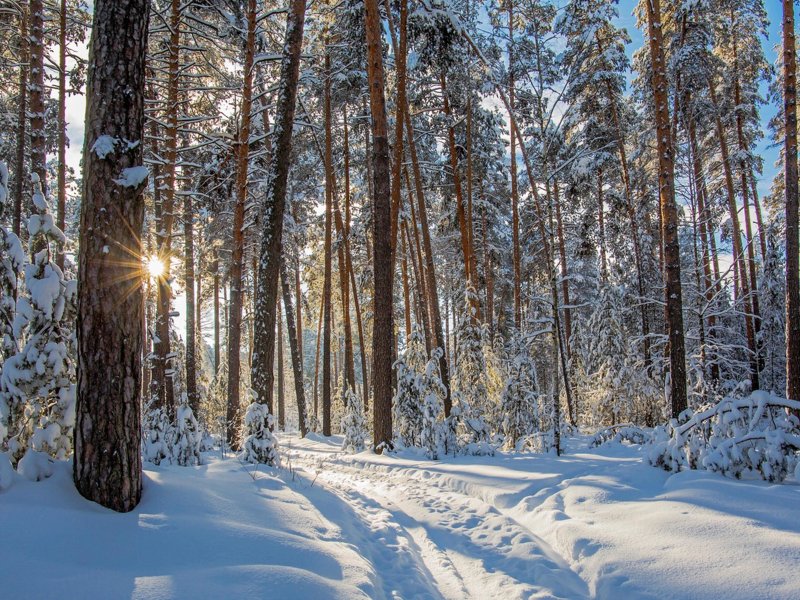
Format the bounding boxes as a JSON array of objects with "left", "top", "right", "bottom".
[
  {"left": 645, "top": 0, "right": 687, "bottom": 417},
  {"left": 226, "top": 0, "right": 257, "bottom": 446},
  {"left": 365, "top": 0, "right": 393, "bottom": 451},
  {"left": 249, "top": 0, "right": 307, "bottom": 424},
  {"left": 74, "top": 0, "right": 149, "bottom": 512},
  {"left": 784, "top": 0, "right": 800, "bottom": 402}
]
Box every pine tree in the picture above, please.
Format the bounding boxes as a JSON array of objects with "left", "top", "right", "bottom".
[
  {"left": 501, "top": 332, "right": 540, "bottom": 450},
  {"left": 1, "top": 174, "right": 75, "bottom": 463},
  {"left": 73, "top": 0, "right": 149, "bottom": 512},
  {"left": 241, "top": 400, "right": 278, "bottom": 465},
  {"left": 341, "top": 386, "right": 367, "bottom": 453},
  {"left": 452, "top": 287, "right": 493, "bottom": 454}
]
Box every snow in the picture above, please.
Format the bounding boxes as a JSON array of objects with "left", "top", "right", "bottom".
[
  {"left": 91, "top": 135, "right": 117, "bottom": 159},
  {"left": 114, "top": 166, "right": 150, "bottom": 188},
  {"left": 2, "top": 436, "right": 799, "bottom": 599}
]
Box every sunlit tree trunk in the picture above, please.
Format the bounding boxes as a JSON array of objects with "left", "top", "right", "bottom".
[{"left": 74, "top": 0, "right": 149, "bottom": 512}]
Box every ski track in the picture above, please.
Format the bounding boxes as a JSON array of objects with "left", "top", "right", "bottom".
[{"left": 285, "top": 437, "right": 590, "bottom": 600}]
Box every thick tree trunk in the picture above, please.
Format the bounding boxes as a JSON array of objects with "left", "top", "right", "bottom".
[
  {"left": 74, "top": 0, "right": 149, "bottom": 512},
  {"left": 249, "top": 0, "right": 307, "bottom": 423},
  {"left": 365, "top": 0, "right": 393, "bottom": 451},
  {"left": 597, "top": 169, "right": 608, "bottom": 283},
  {"left": 553, "top": 179, "right": 571, "bottom": 353},
  {"left": 784, "top": 0, "right": 800, "bottom": 402},
  {"left": 645, "top": 0, "right": 687, "bottom": 417},
  {"left": 226, "top": 0, "right": 257, "bottom": 446}
]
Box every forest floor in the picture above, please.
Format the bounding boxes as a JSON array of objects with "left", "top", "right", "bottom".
[{"left": 2, "top": 434, "right": 800, "bottom": 599}]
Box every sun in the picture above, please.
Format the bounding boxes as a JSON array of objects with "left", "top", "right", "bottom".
[{"left": 146, "top": 255, "right": 165, "bottom": 278}]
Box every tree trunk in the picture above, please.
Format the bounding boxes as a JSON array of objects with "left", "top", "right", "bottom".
[
  {"left": 709, "top": 82, "right": 760, "bottom": 389},
  {"left": 213, "top": 255, "right": 220, "bottom": 373},
  {"left": 277, "top": 298, "right": 285, "bottom": 430},
  {"left": 29, "top": 0, "right": 46, "bottom": 194},
  {"left": 13, "top": 2, "right": 28, "bottom": 239},
  {"left": 784, "top": 0, "right": 800, "bottom": 402},
  {"left": 509, "top": 1, "right": 521, "bottom": 330},
  {"left": 403, "top": 106, "right": 451, "bottom": 414},
  {"left": 322, "top": 52, "right": 334, "bottom": 436},
  {"left": 56, "top": 0, "right": 67, "bottom": 269},
  {"left": 226, "top": 0, "right": 257, "bottom": 446},
  {"left": 74, "top": 0, "right": 149, "bottom": 512},
  {"left": 281, "top": 257, "right": 307, "bottom": 436},
  {"left": 365, "top": 0, "right": 393, "bottom": 451},
  {"left": 645, "top": 0, "right": 687, "bottom": 417},
  {"left": 184, "top": 175, "right": 197, "bottom": 411},
  {"left": 441, "top": 72, "right": 481, "bottom": 321},
  {"left": 249, "top": 0, "right": 307, "bottom": 423}
]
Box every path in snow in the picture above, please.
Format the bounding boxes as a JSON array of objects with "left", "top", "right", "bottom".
[{"left": 282, "top": 433, "right": 800, "bottom": 600}]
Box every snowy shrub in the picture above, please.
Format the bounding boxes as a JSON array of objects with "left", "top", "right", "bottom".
[
  {"left": 143, "top": 403, "right": 173, "bottom": 465},
  {"left": 0, "top": 174, "right": 75, "bottom": 463},
  {"left": 393, "top": 329, "right": 427, "bottom": 448},
  {"left": 0, "top": 451, "right": 14, "bottom": 490},
  {"left": 649, "top": 391, "right": 800, "bottom": 482},
  {"left": 501, "top": 333, "right": 540, "bottom": 450},
  {"left": 16, "top": 448, "right": 54, "bottom": 482},
  {"left": 452, "top": 288, "right": 493, "bottom": 454},
  {"left": 341, "top": 387, "right": 368, "bottom": 453},
  {"left": 173, "top": 398, "right": 203, "bottom": 466},
  {"left": 590, "top": 424, "right": 651, "bottom": 448},
  {"left": 419, "top": 349, "right": 447, "bottom": 459},
  {"left": 241, "top": 402, "right": 279, "bottom": 466}
]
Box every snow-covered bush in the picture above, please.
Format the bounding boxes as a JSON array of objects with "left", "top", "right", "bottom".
[
  {"left": 0, "top": 451, "right": 14, "bottom": 490},
  {"left": 341, "top": 387, "right": 367, "bottom": 453},
  {"left": 649, "top": 391, "right": 800, "bottom": 482},
  {"left": 452, "top": 288, "right": 493, "bottom": 455},
  {"left": 16, "top": 448, "right": 55, "bottom": 481},
  {"left": 1, "top": 173, "right": 75, "bottom": 463},
  {"left": 173, "top": 398, "right": 203, "bottom": 466},
  {"left": 590, "top": 424, "right": 651, "bottom": 448},
  {"left": 501, "top": 333, "right": 540, "bottom": 450},
  {"left": 393, "top": 327, "right": 427, "bottom": 447},
  {"left": 241, "top": 402, "right": 279, "bottom": 465},
  {"left": 419, "top": 349, "right": 447, "bottom": 459},
  {"left": 142, "top": 403, "right": 173, "bottom": 465}
]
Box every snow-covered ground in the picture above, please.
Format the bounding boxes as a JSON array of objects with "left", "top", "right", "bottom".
[{"left": 2, "top": 435, "right": 800, "bottom": 599}]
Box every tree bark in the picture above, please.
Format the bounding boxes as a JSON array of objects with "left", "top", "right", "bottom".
[
  {"left": 56, "top": 0, "right": 67, "bottom": 269},
  {"left": 74, "top": 0, "right": 149, "bottom": 512},
  {"left": 184, "top": 173, "right": 197, "bottom": 411},
  {"left": 645, "top": 0, "right": 687, "bottom": 417},
  {"left": 249, "top": 0, "right": 307, "bottom": 423},
  {"left": 13, "top": 2, "right": 28, "bottom": 239},
  {"left": 322, "top": 52, "right": 334, "bottom": 436},
  {"left": 784, "top": 0, "right": 800, "bottom": 402},
  {"left": 403, "top": 106, "right": 451, "bottom": 414},
  {"left": 280, "top": 258, "right": 307, "bottom": 436},
  {"left": 29, "top": 0, "right": 46, "bottom": 193},
  {"left": 226, "top": 0, "right": 257, "bottom": 446},
  {"left": 365, "top": 0, "right": 393, "bottom": 451}
]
